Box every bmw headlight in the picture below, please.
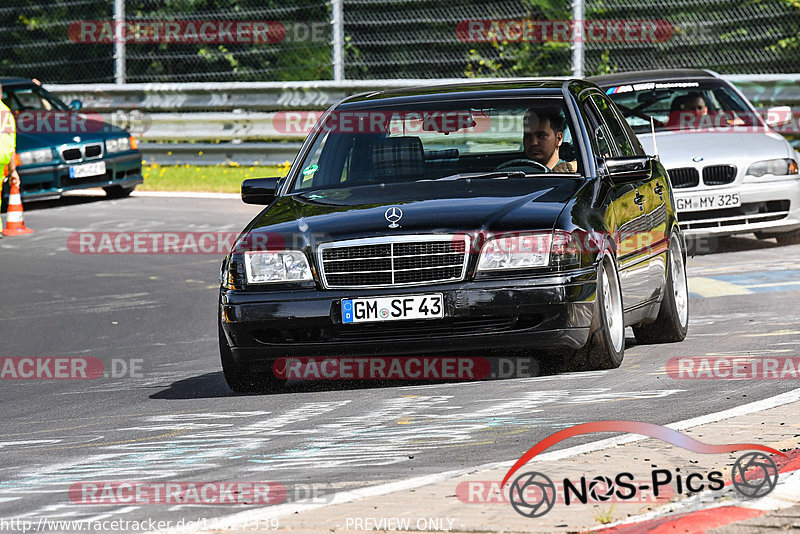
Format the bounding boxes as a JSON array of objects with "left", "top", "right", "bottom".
[
  {"left": 105, "top": 136, "right": 131, "bottom": 153},
  {"left": 18, "top": 148, "right": 53, "bottom": 165},
  {"left": 745, "top": 158, "right": 799, "bottom": 178},
  {"left": 244, "top": 250, "right": 313, "bottom": 284}
]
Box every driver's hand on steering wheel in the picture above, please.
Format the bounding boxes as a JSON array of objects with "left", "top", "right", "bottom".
[{"left": 551, "top": 161, "right": 573, "bottom": 173}]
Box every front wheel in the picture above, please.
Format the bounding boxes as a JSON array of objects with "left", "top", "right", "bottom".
[
  {"left": 571, "top": 255, "right": 625, "bottom": 371},
  {"left": 633, "top": 231, "right": 689, "bottom": 344}
]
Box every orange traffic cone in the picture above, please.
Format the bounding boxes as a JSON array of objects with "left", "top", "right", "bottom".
[{"left": 3, "top": 177, "right": 33, "bottom": 236}]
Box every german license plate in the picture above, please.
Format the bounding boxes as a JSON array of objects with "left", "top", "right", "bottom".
[
  {"left": 342, "top": 294, "right": 443, "bottom": 324},
  {"left": 676, "top": 192, "right": 740, "bottom": 212},
  {"left": 69, "top": 161, "right": 106, "bottom": 179}
]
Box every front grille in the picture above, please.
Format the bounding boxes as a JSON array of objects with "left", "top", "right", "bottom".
[
  {"left": 679, "top": 200, "right": 790, "bottom": 230},
  {"left": 703, "top": 165, "right": 737, "bottom": 185},
  {"left": 61, "top": 143, "right": 104, "bottom": 163},
  {"left": 319, "top": 235, "right": 469, "bottom": 288},
  {"left": 62, "top": 148, "right": 81, "bottom": 162},
  {"left": 84, "top": 144, "right": 102, "bottom": 158},
  {"left": 667, "top": 168, "right": 700, "bottom": 189}
]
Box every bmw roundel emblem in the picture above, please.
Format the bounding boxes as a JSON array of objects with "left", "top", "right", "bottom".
[
  {"left": 385, "top": 206, "right": 403, "bottom": 228},
  {"left": 692, "top": 156, "right": 704, "bottom": 162}
]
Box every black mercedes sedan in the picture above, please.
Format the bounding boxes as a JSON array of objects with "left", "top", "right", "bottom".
[{"left": 218, "top": 80, "right": 688, "bottom": 392}]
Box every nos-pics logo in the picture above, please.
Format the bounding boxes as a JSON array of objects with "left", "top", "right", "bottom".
[{"left": 501, "top": 421, "right": 783, "bottom": 518}]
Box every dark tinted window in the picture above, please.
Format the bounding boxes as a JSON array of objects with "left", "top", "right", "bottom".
[{"left": 590, "top": 94, "right": 637, "bottom": 157}]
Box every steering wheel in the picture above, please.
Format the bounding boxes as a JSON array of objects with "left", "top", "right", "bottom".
[{"left": 494, "top": 159, "right": 551, "bottom": 174}]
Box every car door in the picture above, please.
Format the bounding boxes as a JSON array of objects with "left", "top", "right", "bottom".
[
  {"left": 581, "top": 91, "right": 655, "bottom": 311},
  {"left": 608, "top": 97, "right": 669, "bottom": 296}
]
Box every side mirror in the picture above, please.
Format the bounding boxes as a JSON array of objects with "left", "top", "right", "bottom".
[
  {"left": 68, "top": 100, "right": 82, "bottom": 111},
  {"left": 603, "top": 156, "right": 653, "bottom": 184},
  {"left": 765, "top": 106, "right": 792, "bottom": 127},
  {"left": 242, "top": 177, "right": 282, "bottom": 205}
]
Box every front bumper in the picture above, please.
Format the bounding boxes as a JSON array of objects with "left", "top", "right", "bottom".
[
  {"left": 675, "top": 178, "right": 800, "bottom": 236},
  {"left": 17, "top": 151, "right": 143, "bottom": 201},
  {"left": 220, "top": 270, "right": 597, "bottom": 368}
]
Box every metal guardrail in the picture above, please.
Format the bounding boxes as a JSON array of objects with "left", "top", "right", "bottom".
[
  {"left": 140, "top": 142, "right": 301, "bottom": 166},
  {"left": 47, "top": 76, "right": 800, "bottom": 165},
  {"left": 47, "top": 79, "right": 476, "bottom": 112}
]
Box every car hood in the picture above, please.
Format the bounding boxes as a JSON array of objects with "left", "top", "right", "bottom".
[
  {"left": 243, "top": 177, "right": 586, "bottom": 246},
  {"left": 636, "top": 130, "right": 795, "bottom": 167},
  {"left": 15, "top": 118, "right": 130, "bottom": 152}
]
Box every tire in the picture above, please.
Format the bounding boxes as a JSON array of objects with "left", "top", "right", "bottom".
[
  {"left": 104, "top": 185, "right": 135, "bottom": 198},
  {"left": 776, "top": 230, "right": 800, "bottom": 246},
  {"left": 633, "top": 231, "right": 689, "bottom": 344},
  {"left": 570, "top": 255, "right": 626, "bottom": 371},
  {"left": 219, "top": 321, "right": 281, "bottom": 394}
]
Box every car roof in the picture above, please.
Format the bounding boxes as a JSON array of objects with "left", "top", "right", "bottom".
[
  {"left": 0, "top": 77, "right": 36, "bottom": 86},
  {"left": 343, "top": 79, "right": 598, "bottom": 106},
  {"left": 586, "top": 69, "right": 718, "bottom": 87}
]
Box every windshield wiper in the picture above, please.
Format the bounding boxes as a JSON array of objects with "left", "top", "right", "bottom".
[{"left": 433, "top": 171, "right": 527, "bottom": 181}]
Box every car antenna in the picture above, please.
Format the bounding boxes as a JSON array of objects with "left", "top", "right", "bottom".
[{"left": 650, "top": 116, "right": 660, "bottom": 161}]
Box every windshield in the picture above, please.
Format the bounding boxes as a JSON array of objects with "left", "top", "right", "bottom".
[
  {"left": 291, "top": 97, "right": 582, "bottom": 192},
  {"left": 604, "top": 80, "right": 761, "bottom": 133},
  {"left": 1, "top": 84, "right": 69, "bottom": 112}
]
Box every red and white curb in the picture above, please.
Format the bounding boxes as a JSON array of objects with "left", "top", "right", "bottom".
[{"left": 594, "top": 460, "right": 800, "bottom": 533}]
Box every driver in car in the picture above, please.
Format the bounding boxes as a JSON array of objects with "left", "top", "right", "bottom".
[{"left": 523, "top": 108, "right": 574, "bottom": 173}]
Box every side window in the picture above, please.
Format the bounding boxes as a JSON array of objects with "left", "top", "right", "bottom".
[
  {"left": 608, "top": 100, "right": 646, "bottom": 156},
  {"left": 590, "top": 94, "right": 636, "bottom": 157},
  {"left": 580, "top": 98, "right": 614, "bottom": 158}
]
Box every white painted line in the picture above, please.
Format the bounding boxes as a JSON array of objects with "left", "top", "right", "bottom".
[
  {"left": 150, "top": 386, "right": 800, "bottom": 533},
  {"left": 60, "top": 189, "right": 242, "bottom": 200},
  {"left": 132, "top": 191, "right": 240, "bottom": 199}
]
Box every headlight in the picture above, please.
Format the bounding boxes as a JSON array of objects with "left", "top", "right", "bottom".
[
  {"left": 477, "top": 231, "right": 581, "bottom": 271},
  {"left": 244, "top": 250, "right": 313, "bottom": 284},
  {"left": 745, "top": 158, "right": 799, "bottom": 178},
  {"left": 18, "top": 148, "right": 53, "bottom": 165},
  {"left": 105, "top": 136, "right": 131, "bottom": 153}
]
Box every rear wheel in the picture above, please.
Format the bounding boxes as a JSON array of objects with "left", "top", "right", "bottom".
[
  {"left": 570, "top": 255, "right": 625, "bottom": 371},
  {"left": 219, "top": 321, "right": 281, "bottom": 394},
  {"left": 633, "top": 231, "right": 689, "bottom": 344},
  {"left": 775, "top": 229, "right": 800, "bottom": 246},
  {"left": 104, "top": 185, "right": 135, "bottom": 198}
]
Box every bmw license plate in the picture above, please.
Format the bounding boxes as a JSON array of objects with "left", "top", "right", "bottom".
[
  {"left": 676, "top": 192, "right": 740, "bottom": 212},
  {"left": 69, "top": 161, "right": 106, "bottom": 179},
  {"left": 341, "top": 294, "right": 443, "bottom": 324}
]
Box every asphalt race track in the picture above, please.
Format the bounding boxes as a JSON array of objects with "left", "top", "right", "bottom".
[{"left": 1, "top": 195, "right": 800, "bottom": 531}]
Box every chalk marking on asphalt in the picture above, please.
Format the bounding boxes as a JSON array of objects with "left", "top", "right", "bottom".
[
  {"left": 150, "top": 387, "right": 800, "bottom": 533},
  {"left": 0, "top": 440, "right": 62, "bottom": 449},
  {"left": 742, "top": 330, "right": 800, "bottom": 337},
  {"left": 688, "top": 277, "right": 753, "bottom": 297}
]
